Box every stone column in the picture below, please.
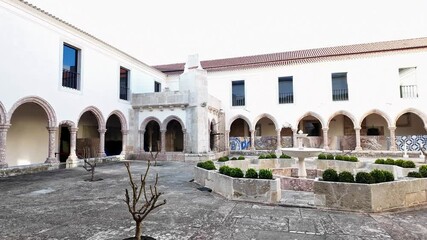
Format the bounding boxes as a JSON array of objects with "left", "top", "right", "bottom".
[
  {"left": 45, "top": 127, "right": 59, "bottom": 163},
  {"left": 322, "top": 128, "right": 329, "bottom": 150},
  {"left": 276, "top": 129, "right": 281, "bottom": 150},
  {"left": 160, "top": 130, "right": 166, "bottom": 153},
  {"left": 120, "top": 130, "right": 128, "bottom": 156},
  {"left": 250, "top": 130, "right": 255, "bottom": 150},
  {"left": 225, "top": 130, "right": 230, "bottom": 151},
  {"left": 98, "top": 128, "right": 106, "bottom": 157},
  {"left": 354, "top": 127, "right": 362, "bottom": 151},
  {"left": 292, "top": 128, "right": 298, "bottom": 147},
  {"left": 389, "top": 127, "right": 397, "bottom": 151},
  {"left": 66, "top": 127, "right": 78, "bottom": 162},
  {"left": 182, "top": 129, "right": 187, "bottom": 153},
  {"left": 0, "top": 124, "right": 10, "bottom": 168},
  {"left": 139, "top": 130, "right": 145, "bottom": 153}
]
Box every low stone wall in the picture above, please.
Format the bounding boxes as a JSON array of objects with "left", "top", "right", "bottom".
[
  {"left": 272, "top": 168, "right": 322, "bottom": 192},
  {"left": 272, "top": 168, "right": 322, "bottom": 179},
  {"left": 316, "top": 159, "right": 364, "bottom": 173},
  {"left": 314, "top": 178, "right": 427, "bottom": 212},
  {"left": 193, "top": 166, "right": 281, "bottom": 204},
  {"left": 368, "top": 164, "right": 417, "bottom": 179}
]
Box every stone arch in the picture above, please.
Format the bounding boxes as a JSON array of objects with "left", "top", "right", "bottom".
[
  {"left": 227, "top": 114, "right": 253, "bottom": 131},
  {"left": 77, "top": 106, "right": 106, "bottom": 130},
  {"left": 296, "top": 111, "right": 326, "bottom": 130},
  {"left": 395, "top": 108, "right": 427, "bottom": 128},
  {"left": 7, "top": 96, "right": 57, "bottom": 127},
  {"left": 107, "top": 110, "right": 128, "bottom": 131},
  {"left": 0, "top": 101, "right": 6, "bottom": 124},
  {"left": 359, "top": 109, "right": 392, "bottom": 128},
  {"left": 161, "top": 115, "right": 186, "bottom": 131},
  {"left": 252, "top": 113, "right": 279, "bottom": 131},
  {"left": 327, "top": 110, "right": 358, "bottom": 128},
  {"left": 58, "top": 120, "right": 76, "bottom": 128},
  {"left": 140, "top": 116, "right": 162, "bottom": 131}
]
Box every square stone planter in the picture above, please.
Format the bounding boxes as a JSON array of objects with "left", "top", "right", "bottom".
[
  {"left": 314, "top": 178, "right": 427, "bottom": 212},
  {"left": 194, "top": 166, "right": 281, "bottom": 204}
]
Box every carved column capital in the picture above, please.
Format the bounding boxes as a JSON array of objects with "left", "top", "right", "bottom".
[
  {"left": 121, "top": 130, "right": 129, "bottom": 135},
  {"left": 0, "top": 124, "right": 11, "bottom": 131},
  {"left": 98, "top": 128, "right": 107, "bottom": 134}
]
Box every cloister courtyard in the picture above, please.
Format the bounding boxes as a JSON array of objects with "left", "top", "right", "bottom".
[{"left": 1, "top": 160, "right": 427, "bottom": 240}]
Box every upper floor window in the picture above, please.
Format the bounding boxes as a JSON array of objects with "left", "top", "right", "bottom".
[
  {"left": 232, "top": 80, "right": 245, "bottom": 106},
  {"left": 332, "top": 72, "right": 348, "bottom": 101},
  {"left": 278, "top": 76, "right": 294, "bottom": 104},
  {"left": 154, "top": 81, "right": 161, "bottom": 92},
  {"left": 120, "top": 67, "right": 129, "bottom": 100},
  {"left": 399, "top": 67, "right": 418, "bottom": 98},
  {"left": 62, "top": 44, "right": 80, "bottom": 89}
]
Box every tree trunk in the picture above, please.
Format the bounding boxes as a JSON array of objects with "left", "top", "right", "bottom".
[{"left": 135, "top": 220, "right": 142, "bottom": 240}]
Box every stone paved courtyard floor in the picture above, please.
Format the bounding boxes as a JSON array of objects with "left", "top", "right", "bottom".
[{"left": 1, "top": 160, "right": 427, "bottom": 240}]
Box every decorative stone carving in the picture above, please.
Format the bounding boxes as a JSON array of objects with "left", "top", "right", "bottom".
[{"left": 0, "top": 124, "right": 11, "bottom": 168}]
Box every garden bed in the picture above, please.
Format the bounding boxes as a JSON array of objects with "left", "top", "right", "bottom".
[
  {"left": 368, "top": 164, "right": 417, "bottom": 179},
  {"left": 314, "top": 178, "right": 427, "bottom": 212},
  {"left": 316, "top": 159, "right": 364, "bottom": 173},
  {"left": 193, "top": 166, "right": 281, "bottom": 204}
]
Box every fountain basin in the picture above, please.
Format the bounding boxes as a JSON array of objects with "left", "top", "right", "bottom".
[{"left": 281, "top": 148, "right": 324, "bottom": 158}]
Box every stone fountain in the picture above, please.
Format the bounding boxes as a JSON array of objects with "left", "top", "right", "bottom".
[{"left": 281, "top": 130, "right": 324, "bottom": 178}]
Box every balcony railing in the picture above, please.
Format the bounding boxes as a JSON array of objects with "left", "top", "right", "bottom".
[
  {"left": 120, "top": 86, "right": 129, "bottom": 100},
  {"left": 279, "top": 92, "right": 294, "bottom": 104},
  {"left": 400, "top": 85, "right": 418, "bottom": 98},
  {"left": 332, "top": 88, "right": 348, "bottom": 101},
  {"left": 62, "top": 69, "right": 79, "bottom": 89},
  {"left": 232, "top": 95, "right": 245, "bottom": 106}
]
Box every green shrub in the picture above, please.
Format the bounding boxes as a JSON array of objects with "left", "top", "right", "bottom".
[
  {"left": 338, "top": 171, "right": 354, "bottom": 183},
  {"left": 349, "top": 156, "right": 358, "bottom": 162},
  {"left": 258, "top": 154, "right": 266, "bottom": 159},
  {"left": 322, "top": 169, "right": 338, "bottom": 182},
  {"left": 229, "top": 168, "right": 244, "bottom": 178},
  {"left": 385, "top": 158, "right": 395, "bottom": 165},
  {"left": 245, "top": 168, "right": 258, "bottom": 178},
  {"left": 318, "top": 153, "right": 326, "bottom": 159},
  {"left": 402, "top": 160, "right": 416, "bottom": 168},
  {"left": 335, "top": 155, "right": 344, "bottom": 160},
  {"left": 219, "top": 165, "right": 231, "bottom": 175},
  {"left": 370, "top": 169, "right": 386, "bottom": 183},
  {"left": 197, "top": 160, "right": 216, "bottom": 170},
  {"left": 238, "top": 156, "right": 245, "bottom": 160},
  {"left": 394, "top": 159, "right": 404, "bottom": 167},
  {"left": 218, "top": 156, "right": 229, "bottom": 162},
  {"left": 342, "top": 156, "right": 351, "bottom": 162},
  {"left": 326, "top": 154, "right": 335, "bottom": 160},
  {"left": 356, "top": 172, "right": 375, "bottom": 184},
  {"left": 259, "top": 169, "right": 273, "bottom": 179},
  {"left": 231, "top": 157, "right": 237, "bottom": 160},
  {"left": 408, "top": 171, "right": 422, "bottom": 178},
  {"left": 419, "top": 165, "right": 427, "bottom": 177},
  {"left": 382, "top": 170, "right": 394, "bottom": 182},
  {"left": 280, "top": 154, "right": 291, "bottom": 159},
  {"left": 375, "top": 159, "right": 385, "bottom": 164},
  {"left": 270, "top": 153, "right": 277, "bottom": 158},
  {"left": 265, "top": 154, "right": 272, "bottom": 159}
]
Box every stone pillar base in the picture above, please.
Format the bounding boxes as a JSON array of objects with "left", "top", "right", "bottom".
[
  {"left": 45, "top": 157, "right": 59, "bottom": 164},
  {"left": 355, "top": 146, "right": 362, "bottom": 151}
]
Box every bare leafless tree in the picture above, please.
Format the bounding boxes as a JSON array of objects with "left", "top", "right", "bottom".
[
  {"left": 150, "top": 150, "right": 160, "bottom": 167},
  {"left": 124, "top": 161, "right": 166, "bottom": 240},
  {"left": 82, "top": 146, "right": 98, "bottom": 181}
]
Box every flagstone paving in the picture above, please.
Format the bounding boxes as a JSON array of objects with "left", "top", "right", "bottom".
[{"left": 0, "top": 161, "right": 426, "bottom": 240}]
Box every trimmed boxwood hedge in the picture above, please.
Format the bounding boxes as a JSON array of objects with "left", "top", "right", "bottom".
[
  {"left": 245, "top": 168, "right": 258, "bottom": 178},
  {"left": 356, "top": 172, "right": 375, "bottom": 184},
  {"left": 318, "top": 153, "right": 326, "bottom": 159},
  {"left": 420, "top": 165, "right": 427, "bottom": 177},
  {"left": 338, "top": 171, "right": 354, "bottom": 183},
  {"left": 407, "top": 171, "right": 422, "bottom": 178},
  {"left": 280, "top": 154, "right": 291, "bottom": 159},
  {"left": 238, "top": 156, "right": 245, "bottom": 160},
  {"left": 374, "top": 158, "right": 415, "bottom": 168},
  {"left": 229, "top": 168, "right": 244, "bottom": 178},
  {"left": 259, "top": 169, "right": 273, "bottom": 179},
  {"left": 197, "top": 160, "right": 216, "bottom": 170},
  {"left": 322, "top": 169, "right": 338, "bottom": 182},
  {"left": 318, "top": 154, "right": 358, "bottom": 162},
  {"left": 218, "top": 156, "right": 229, "bottom": 162}
]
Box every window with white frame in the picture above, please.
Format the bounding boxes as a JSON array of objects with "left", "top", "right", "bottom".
[
  {"left": 332, "top": 72, "right": 348, "bottom": 101},
  {"left": 399, "top": 67, "right": 418, "bottom": 98},
  {"left": 62, "top": 43, "right": 80, "bottom": 89},
  {"left": 232, "top": 80, "right": 245, "bottom": 106}
]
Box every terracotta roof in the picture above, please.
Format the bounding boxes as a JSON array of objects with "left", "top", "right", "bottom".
[{"left": 154, "top": 37, "right": 427, "bottom": 74}]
